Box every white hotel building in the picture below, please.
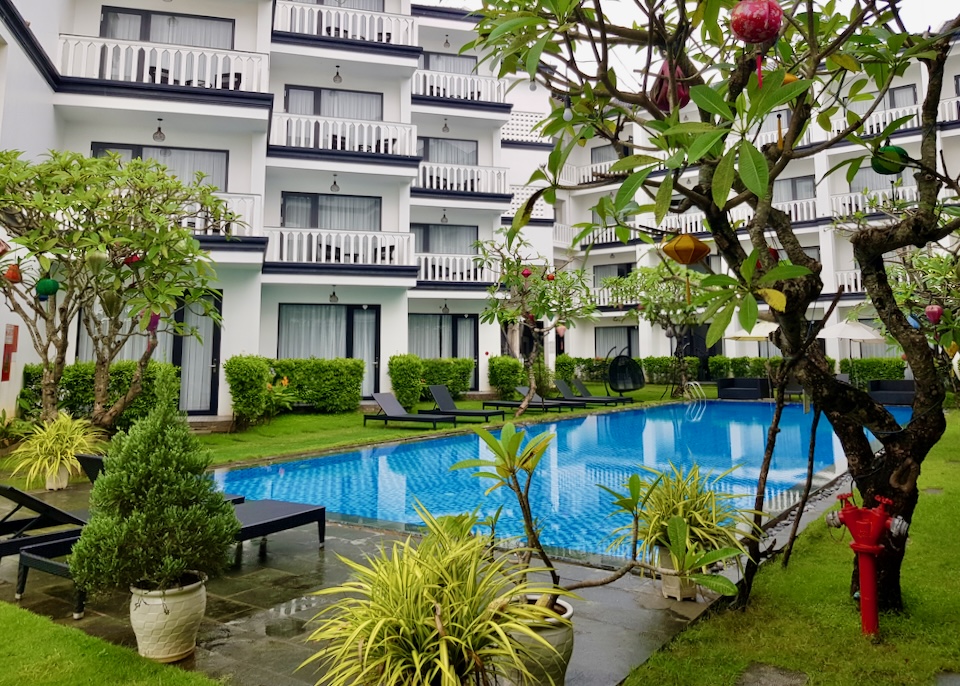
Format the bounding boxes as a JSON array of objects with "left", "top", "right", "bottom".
[{"left": 0, "top": 1, "right": 956, "bottom": 417}]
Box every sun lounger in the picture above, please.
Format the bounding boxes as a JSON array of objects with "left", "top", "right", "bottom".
[
  {"left": 0, "top": 485, "right": 87, "bottom": 562},
  {"left": 15, "top": 499, "right": 327, "bottom": 619},
  {"left": 555, "top": 380, "right": 630, "bottom": 406},
  {"left": 365, "top": 392, "right": 458, "bottom": 428},
  {"left": 482, "top": 387, "right": 583, "bottom": 412},
  {"left": 419, "top": 385, "right": 505, "bottom": 422},
  {"left": 572, "top": 379, "right": 633, "bottom": 404}
]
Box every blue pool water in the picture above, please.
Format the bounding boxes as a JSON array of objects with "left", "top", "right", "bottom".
[{"left": 217, "top": 401, "right": 912, "bottom": 558}]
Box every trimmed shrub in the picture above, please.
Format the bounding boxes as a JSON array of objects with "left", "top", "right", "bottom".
[
  {"left": 683, "top": 356, "right": 700, "bottom": 380},
  {"left": 555, "top": 354, "right": 576, "bottom": 382},
  {"left": 420, "top": 358, "right": 474, "bottom": 400},
  {"left": 388, "top": 354, "right": 424, "bottom": 410},
  {"left": 271, "top": 358, "right": 365, "bottom": 413},
  {"left": 223, "top": 355, "right": 271, "bottom": 428},
  {"left": 641, "top": 357, "right": 675, "bottom": 384},
  {"left": 708, "top": 355, "right": 732, "bottom": 379},
  {"left": 575, "top": 357, "right": 608, "bottom": 382},
  {"left": 18, "top": 360, "right": 179, "bottom": 431},
  {"left": 488, "top": 356, "right": 524, "bottom": 399},
  {"left": 730, "top": 357, "right": 751, "bottom": 377},
  {"left": 824, "top": 356, "right": 837, "bottom": 373},
  {"left": 839, "top": 357, "right": 906, "bottom": 389},
  {"left": 532, "top": 354, "right": 553, "bottom": 395},
  {"left": 747, "top": 357, "right": 782, "bottom": 377}
]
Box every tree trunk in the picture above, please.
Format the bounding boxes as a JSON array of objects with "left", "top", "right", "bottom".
[{"left": 40, "top": 367, "right": 60, "bottom": 423}]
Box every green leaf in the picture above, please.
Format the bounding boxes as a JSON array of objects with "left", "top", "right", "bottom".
[
  {"left": 689, "top": 85, "right": 734, "bottom": 121},
  {"left": 662, "top": 122, "right": 725, "bottom": 136},
  {"left": 763, "top": 80, "right": 814, "bottom": 110},
  {"left": 615, "top": 169, "right": 652, "bottom": 211},
  {"left": 654, "top": 175, "right": 673, "bottom": 225},
  {"left": 706, "top": 300, "right": 737, "bottom": 347},
  {"left": 687, "top": 131, "right": 726, "bottom": 164},
  {"left": 737, "top": 141, "right": 769, "bottom": 199},
  {"left": 828, "top": 53, "right": 861, "bottom": 72},
  {"left": 700, "top": 274, "right": 739, "bottom": 288},
  {"left": 487, "top": 16, "right": 541, "bottom": 42},
  {"left": 609, "top": 155, "right": 662, "bottom": 172},
  {"left": 740, "top": 249, "right": 757, "bottom": 284},
  {"left": 712, "top": 149, "right": 736, "bottom": 209},
  {"left": 757, "top": 264, "right": 812, "bottom": 284},
  {"left": 738, "top": 293, "right": 758, "bottom": 331}
]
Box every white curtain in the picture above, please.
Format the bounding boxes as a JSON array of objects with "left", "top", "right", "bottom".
[
  {"left": 278, "top": 305, "right": 347, "bottom": 358},
  {"left": 101, "top": 12, "right": 141, "bottom": 79},
  {"left": 180, "top": 303, "right": 213, "bottom": 412},
  {"left": 282, "top": 195, "right": 313, "bottom": 228},
  {"left": 287, "top": 88, "right": 316, "bottom": 114},
  {"left": 759, "top": 109, "right": 791, "bottom": 133},
  {"left": 596, "top": 327, "right": 629, "bottom": 358},
  {"left": 148, "top": 14, "right": 233, "bottom": 49},
  {"left": 76, "top": 308, "right": 174, "bottom": 364},
  {"left": 456, "top": 317, "right": 476, "bottom": 361},
  {"left": 428, "top": 53, "right": 476, "bottom": 74},
  {"left": 591, "top": 144, "right": 619, "bottom": 164},
  {"left": 414, "top": 224, "right": 477, "bottom": 254},
  {"left": 419, "top": 138, "right": 478, "bottom": 164},
  {"left": 317, "top": 195, "right": 380, "bottom": 231},
  {"left": 143, "top": 147, "right": 227, "bottom": 188},
  {"left": 890, "top": 86, "right": 916, "bottom": 108},
  {"left": 850, "top": 166, "right": 902, "bottom": 193},
  {"left": 320, "top": 89, "right": 382, "bottom": 120},
  {"left": 773, "top": 176, "right": 816, "bottom": 203},
  {"left": 593, "top": 264, "right": 621, "bottom": 288},
  {"left": 408, "top": 315, "right": 456, "bottom": 359},
  {"left": 353, "top": 308, "right": 377, "bottom": 396}
]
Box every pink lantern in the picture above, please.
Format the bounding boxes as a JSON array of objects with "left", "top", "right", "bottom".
[
  {"left": 147, "top": 312, "right": 161, "bottom": 333},
  {"left": 521, "top": 267, "right": 532, "bottom": 278},
  {"left": 556, "top": 324, "right": 567, "bottom": 338},
  {"left": 650, "top": 62, "right": 690, "bottom": 111},
  {"left": 925, "top": 304, "right": 944, "bottom": 325},
  {"left": 730, "top": 0, "right": 783, "bottom": 44}
]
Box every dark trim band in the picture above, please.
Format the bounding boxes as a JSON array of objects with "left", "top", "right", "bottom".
[
  {"left": 263, "top": 262, "right": 421, "bottom": 278},
  {"left": 411, "top": 188, "right": 513, "bottom": 203},
  {"left": 272, "top": 31, "right": 423, "bottom": 60},
  {"left": 412, "top": 95, "right": 512, "bottom": 114},
  {"left": 267, "top": 146, "right": 422, "bottom": 168}
]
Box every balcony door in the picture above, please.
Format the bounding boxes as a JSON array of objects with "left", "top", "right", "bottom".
[
  {"left": 92, "top": 143, "right": 228, "bottom": 190},
  {"left": 408, "top": 314, "right": 478, "bottom": 389}
]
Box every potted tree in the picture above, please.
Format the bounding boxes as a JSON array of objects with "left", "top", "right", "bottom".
[
  {"left": 8, "top": 412, "right": 104, "bottom": 490},
  {"left": 303, "top": 504, "right": 571, "bottom": 686},
  {"left": 69, "top": 370, "right": 240, "bottom": 662}
]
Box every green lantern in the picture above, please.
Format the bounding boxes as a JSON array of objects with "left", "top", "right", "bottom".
[
  {"left": 870, "top": 145, "right": 909, "bottom": 175},
  {"left": 36, "top": 278, "right": 60, "bottom": 299}
]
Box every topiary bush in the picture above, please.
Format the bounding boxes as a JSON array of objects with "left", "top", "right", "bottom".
[
  {"left": 641, "top": 357, "right": 675, "bottom": 384},
  {"left": 420, "top": 358, "right": 475, "bottom": 400},
  {"left": 69, "top": 369, "right": 240, "bottom": 593},
  {"left": 747, "top": 357, "right": 782, "bottom": 377},
  {"left": 575, "top": 357, "right": 608, "bottom": 382},
  {"left": 708, "top": 355, "right": 731, "bottom": 379},
  {"left": 271, "top": 358, "right": 366, "bottom": 413},
  {"left": 488, "top": 356, "right": 524, "bottom": 399},
  {"left": 388, "top": 354, "right": 424, "bottom": 411},
  {"left": 730, "top": 357, "right": 751, "bottom": 377},
  {"left": 555, "top": 354, "right": 576, "bottom": 382},
  {"left": 223, "top": 355, "right": 271, "bottom": 429},
  {"left": 839, "top": 357, "right": 906, "bottom": 389}
]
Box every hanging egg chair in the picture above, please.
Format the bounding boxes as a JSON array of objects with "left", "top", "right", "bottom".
[{"left": 608, "top": 354, "right": 646, "bottom": 394}]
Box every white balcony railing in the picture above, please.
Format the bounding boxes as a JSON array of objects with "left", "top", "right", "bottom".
[
  {"left": 831, "top": 185, "right": 919, "bottom": 216},
  {"left": 58, "top": 35, "right": 268, "bottom": 92},
  {"left": 185, "top": 192, "right": 263, "bottom": 237},
  {"left": 559, "top": 160, "right": 618, "bottom": 185},
  {"left": 264, "top": 228, "right": 415, "bottom": 266},
  {"left": 502, "top": 111, "right": 551, "bottom": 143},
  {"left": 274, "top": 0, "right": 418, "bottom": 46},
  {"left": 831, "top": 105, "right": 920, "bottom": 137},
  {"left": 415, "top": 163, "right": 509, "bottom": 194},
  {"left": 835, "top": 270, "right": 863, "bottom": 293},
  {"left": 270, "top": 114, "right": 417, "bottom": 156},
  {"left": 940, "top": 97, "right": 960, "bottom": 125},
  {"left": 775, "top": 198, "right": 818, "bottom": 223},
  {"left": 413, "top": 70, "right": 506, "bottom": 103},
  {"left": 553, "top": 223, "right": 577, "bottom": 248},
  {"left": 416, "top": 254, "right": 497, "bottom": 283},
  {"left": 756, "top": 128, "right": 812, "bottom": 148}
]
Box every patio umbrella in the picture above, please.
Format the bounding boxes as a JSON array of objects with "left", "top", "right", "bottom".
[
  {"left": 724, "top": 320, "right": 779, "bottom": 356},
  {"left": 816, "top": 320, "right": 885, "bottom": 342}
]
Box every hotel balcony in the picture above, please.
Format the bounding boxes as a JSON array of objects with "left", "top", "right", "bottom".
[
  {"left": 553, "top": 223, "right": 577, "bottom": 249},
  {"left": 273, "top": 0, "right": 418, "bottom": 47},
  {"left": 593, "top": 287, "right": 638, "bottom": 308},
  {"left": 830, "top": 105, "right": 920, "bottom": 137},
  {"left": 831, "top": 185, "right": 918, "bottom": 216},
  {"left": 835, "top": 270, "right": 864, "bottom": 294},
  {"left": 269, "top": 114, "right": 418, "bottom": 157},
  {"left": 416, "top": 254, "right": 498, "bottom": 284},
  {"left": 412, "top": 71, "right": 506, "bottom": 104},
  {"left": 58, "top": 35, "right": 268, "bottom": 92},
  {"left": 187, "top": 192, "right": 263, "bottom": 237},
  {"left": 413, "top": 163, "right": 509, "bottom": 195},
  {"left": 559, "top": 160, "right": 617, "bottom": 186},
  {"left": 940, "top": 97, "right": 960, "bottom": 125},
  {"left": 264, "top": 228, "right": 415, "bottom": 267}
]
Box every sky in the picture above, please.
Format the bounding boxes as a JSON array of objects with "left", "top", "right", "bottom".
[{"left": 835, "top": 2, "right": 957, "bottom": 32}]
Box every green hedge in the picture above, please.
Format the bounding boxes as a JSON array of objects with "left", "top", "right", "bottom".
[
  {"left": 488, "top": 356, "right": 524, "bottom": 399},
  {"left": 270, "top": 358, "right": 366, "bottom": 412},
  {"left": 420, "top": 358, "right": 474, "bottom": 400},
  {"left": 19, "top": 360, "right": 179, "bottom": 430},
  {"left": 223, "top": 355, "right": 271, "bottom": 428},
  {"left": 639, "top": 356, "right": 700, "bottom": 384},
  {"left": 708, "top": 355, "right": 732, "bottom": 379},
  {"left": 839, "top": 357, "right": 906, "bottom": 389},
  {"left": 573, "top": 357, "right": 608, "bottom": 382},
  {"left": 555, "top": 354, "right": 576, "bottom": 382},
  {"left": 388, "top": 354, "right": 423, "bottom": 410}
]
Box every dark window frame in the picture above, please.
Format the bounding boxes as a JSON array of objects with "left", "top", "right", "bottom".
[
  {"left": 887, "top": 84, "right": 917, "bottom": 109},
  {"left": 91, "top": 142, "right": 230, "bottom": 188},
  {"left": 416, "top": 136, "right": 479, "bottom": 164},
  {"left": 773, "top": 175, "right": 816, "bottom": 201},
  {"left": 280, "top": 192, "right": 382, "bottom": 229},
  {"left": 418, "top": 51, "right": 478, "bottom": 72},
  {"left": 594, "top": 325, "right": 638, "bottom": 358},
  {"left": 410, "top": 223, "right": 478, "bottom": 254},
  {"left": 283, "top": 85, "right": 384, "bottom": 119},
  {"left": 408, "top": 312, "right": 480, "bottom": 389},
  {"left": 100, "top": 6, "right": 236, "bottom": 49}
]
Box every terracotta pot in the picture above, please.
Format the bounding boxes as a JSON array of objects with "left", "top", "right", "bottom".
[{"left": 129, "top": 575, "right": 206, "bottom": 662}]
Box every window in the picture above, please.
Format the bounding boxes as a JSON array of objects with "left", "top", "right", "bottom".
[
  {"left": 590, "top": 144, "right": 620, "bottom": 165},
  {"left": 417, "top": 138, "right": 478, "bottom": 165},
  {"left": 409, "top": 314, "right": 477, "bottom": 360},
  {"left": 101, "top": 8, "right": 234, "bottom": 48},
  {"left": 888, "top": 85, "right": 917, "bottom": 109},
  {"left": 773, "top": 175, "right": 816, "bottom": 202},
  {"left": 593, "top": 263, "right": 633, "bottom": 288},
  {"left": 92, "top": 143, "right": 228, "bottom": 189},
  {"left": 286, "top": 86, "right": 383, "bottom": 121},
  {"left": 849, "top": 166, "right": 903, "bottom": 193},
  {"left": 281, "top": 193, "right": 381, "bottom": 231},
  {"left": 412, "top": 224, "right": 477, "bottom": 254},
  {"left": 419, "top": 52, "right": 477, "bottom": 74},
  {"left": 595, "top": 326, "right": 639, "bottom": 357}
]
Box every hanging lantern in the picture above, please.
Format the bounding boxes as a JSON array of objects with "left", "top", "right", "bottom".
[
  {"left": 925, "top": 304, "right": 944, "bottom": 325},
  {"left": 521, "top": 267, "right": 532, "bottom": 278},
  {"left": 662, "top": 234, "right": 710, "bottom": 265},
  {"left": 650, "top": 62, "right": 690, "bottom": 111},
  {"left": 546, "top": 273, "right": 556, "bottom": 281},
  {"left": 85, "top": 251, "right": 110, "bottom": 275},
  {"left": 0, "top": 240, "right": 10, "bottom": 258},
  {"left": 731, "top": 0, "right": 783, "bottom": 43},
  {"left": 144, "top": 311, "right": 161, "bottom": 333},
  {"left": 947, "top": 342, "right": 959, "bottom": 358},
  {"left": 556, "top": 324, "right": 567, "bottom": 338},
  {"left": 124, "top": 254, "right": 142, "bottom": 266},
  {"left": 4, "top": 264, "right": 22, "bottom": 283},
  {"left": 871, "top": 145, "right": 909, "bottom": 175},
  {"left": 756, "top": 246, "right": 780, "bottom": 269},
  {"left": 36, "top": 278, "right": 59, "bottom": 299}
]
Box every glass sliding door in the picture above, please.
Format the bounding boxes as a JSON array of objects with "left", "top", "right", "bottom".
[
  {"left": 177, "top": 297, "right": 222, "bottom": 414},
  {"left": 407, "top": 313, "right": 478, "bottom": 390},
  {"left": 352, "top": 308, "right": 379, "bottom": 396}
]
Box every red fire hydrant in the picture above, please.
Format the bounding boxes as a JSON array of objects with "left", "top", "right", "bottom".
[{"left": 826, "top": 493, "right": 909, "bottom": 635}]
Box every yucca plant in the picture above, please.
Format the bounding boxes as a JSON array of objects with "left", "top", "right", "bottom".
[
  {"left": 303, "top": 505, "right": 570, "bottom": 686},
  {"left": 8, "top": 412, "right": 104, "bottom": 489}
]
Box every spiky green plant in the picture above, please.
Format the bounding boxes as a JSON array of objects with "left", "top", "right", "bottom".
[
  {"left": 661, "top": 516, "right": 740, "bottom": 597},
  {"left": 8, "top": 412, "right": 104, "bottom": 488},
  {"left": 303, "top": 505, "right": 570, "bottom": 686}
]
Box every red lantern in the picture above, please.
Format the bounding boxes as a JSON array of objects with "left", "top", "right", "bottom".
[
  {"left": 521, "top": 267, "right": 532, "bottom": 278},
  {"left": 756, "top": 247, "right": 780, "bottom": 269},
  {"left": 124, "top": 254, "right": 142, "bottom": 266},
  {"left": 731, "top": 0, "right": 783, "bottom": 44},
  {"left": 546, "top": 273, "right": 556, "bottom": 281},
  {"left": 0, "top": 240, "right": 10, "bottom": 258},
  {"left": 925, "top": 304, "right": 944, "bottom": 325},
  {"left": 650, "top": 62, "right": 690, "bottom": 111},
  {"left": 556, "top": 324, "right": 567, "bottom": 338},
  {"left": 4, "top": 264, "right": 22, "bottom": 283}
]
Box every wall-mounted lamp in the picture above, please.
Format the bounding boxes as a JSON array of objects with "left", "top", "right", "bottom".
[
  {"left": 440, "top": 209, "right": 449, "bottom": 224},
  {"left": 562, "top": 95, "right": 574, "bottom": 122},
  {"left": 442, "top": 118, "right": 449, "bottom": 133},
  {"left": 330, "top": 174, "right": 340, "bottom": 193},
  {"left": 333, "top": 65, "right": 342, "bottom": 84},
  {"left": 529, "top": 79, "right": 537, "bottom": 91},
  {"left": 329, "top": 290, "right": 339, "bottom": 304},
  {"left": 152, "top": 118, "right": 166, "bottom": 142},
  {"left": 444, "top": 34, "right": 450, "bottom": 48},
  {"left": 441, "top": 300, "right": 450, "bottom": 314}
]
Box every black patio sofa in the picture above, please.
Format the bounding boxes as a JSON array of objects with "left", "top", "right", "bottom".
[
  {"left": 716, "top": 377, "right": 771, "bottom": 400},
  {"left": 867, "top": 379, "right": 915, "bottom": 405}
]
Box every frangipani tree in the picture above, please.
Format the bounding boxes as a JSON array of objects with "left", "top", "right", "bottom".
[
  {"left": 477, "top": 231, "right": 595, "bottom": 415},
  {"left": 0, "top": 150, "right": 235, "bottom": 428},
  {"left": 470, "top": 1, "right": 960, "bottom": 608}
]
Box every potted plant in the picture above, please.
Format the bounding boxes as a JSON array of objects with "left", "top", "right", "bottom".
[
  {"left": 303, "top": 504, "right": 571, "bottom": 686},
  {"left": 69, "top": 370, "right": 240, "bottom": 662},
  {"left": 8, "top": 412, "right": 103, "bottom": 490}
]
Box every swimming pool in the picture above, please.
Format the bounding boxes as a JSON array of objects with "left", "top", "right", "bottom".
[{"left": 217, "top": 401, "right": 911, "bottom": 560}]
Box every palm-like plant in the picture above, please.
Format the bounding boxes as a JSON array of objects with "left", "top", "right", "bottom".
[{"left": 8, "top": 412, "right": 104, "bottom": 489}]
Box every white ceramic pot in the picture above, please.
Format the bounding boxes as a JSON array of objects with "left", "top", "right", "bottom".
[
  {"left": 45, "top": 465, "right": 70, "bottom": 491},
  {"left": 657, "top": 546, "right": 698, "bottom": 601},
  {"left": 504, "top": 595, "right": 574, "bottom": 686},
  {"left": 129, "top": 576, "right": 207, "bottom": 662}
]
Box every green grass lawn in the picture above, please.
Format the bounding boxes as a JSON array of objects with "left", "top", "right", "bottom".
[
  {"left": 198, "top": 382, "right": 704, "bottom": 467},
  {"left": 623, "top": 411, "right": 960, "bottom": 686},
  {"left": 0, "top": 602, "right": 217, "bottom": 686}
]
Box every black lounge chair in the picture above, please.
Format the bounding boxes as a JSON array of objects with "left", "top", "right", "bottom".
[
  {"left": 555, "top": 380, "right": 630, "bottom": 406},
  {"left": 483, "top": 387, "right": 584, "bottom": 412},
  {"left": 572, "top": 379, "right": 634, "bottom": 405},
  {"left": 15, "top": 499, "right": 326, "bottom": 619},
  {"left": 365, "top": 392, "right": 458, "bottom": 428},
  {"left": 0, "top": 484, "right": 86, "bottom": 562},
  {"left": 420, "top": 385, "right": 506, "bottom": 422}
]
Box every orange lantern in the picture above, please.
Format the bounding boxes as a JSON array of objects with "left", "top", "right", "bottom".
[
  {"left": 662, "top": 234, "right": 710, "bottom": 265},
  {"left": 3, "top": 264, "right": 22, "bottom": 283}
]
